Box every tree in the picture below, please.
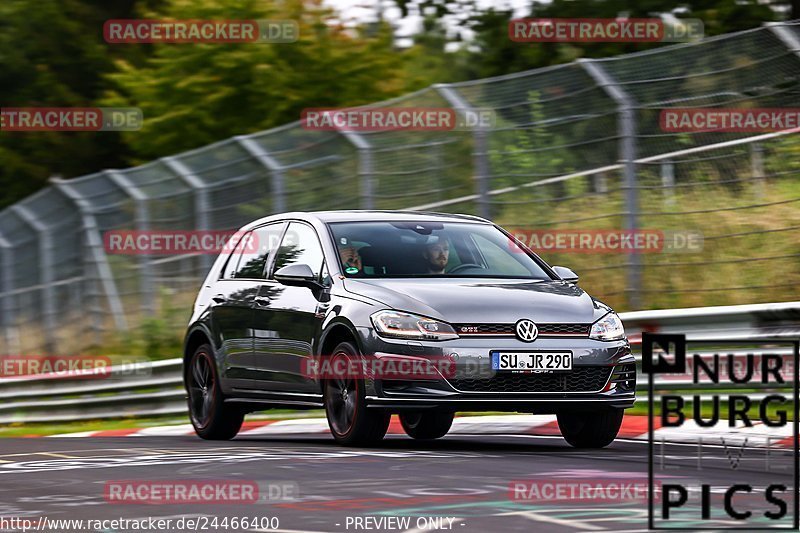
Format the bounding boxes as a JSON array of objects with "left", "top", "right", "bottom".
[
  {"left": 0, "top": 0, "right": 164, "bottom": 208},
  {"left": 388, "top": 0, "right": 786, "bottom": 80},
  {"left": 103, "top": 0, "right": 409, "bottom": 160}
]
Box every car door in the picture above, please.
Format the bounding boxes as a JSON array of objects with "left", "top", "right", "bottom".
[
  {"left": 209, "top": 230, "right": 261, "bottom": 391},
  {"left": 250, "top": 221, "right": 328, "bottom": 392}
]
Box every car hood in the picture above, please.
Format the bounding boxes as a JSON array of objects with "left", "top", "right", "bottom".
[{"left": 342, "top": 278, "right": 608, "bottom": 324}]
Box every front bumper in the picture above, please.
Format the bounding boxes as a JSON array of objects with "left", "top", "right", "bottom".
[{"left": 356, "top": 326, "right": 636, "bottom": 413}]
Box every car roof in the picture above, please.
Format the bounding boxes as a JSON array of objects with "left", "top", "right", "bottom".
[{"left": 242, "top": 210, "right": 491, "bottom": 230}]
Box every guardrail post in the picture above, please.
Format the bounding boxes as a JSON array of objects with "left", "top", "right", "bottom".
[
  {"left": 338, "top": 130, "right": 375, "bottom": 210},
  {"left": 51, "top": 178, "right": 128, "bottom": 335},
  {"left": 104, "top": 170, "right": 156, "bottom": 316},
  {"left": 0, "top": 232, "right": 20, "bottom": 354},
  {"left": 162, "top": 157, "right": 213, "bottom": 273},
  {"left": 235, "top": 135, "right": 287, "bottom": 214},
  {"left": 434, "top": 83, "right": 491, "bottom": 219},
  {"left": 579, "top": 59, "right": 642, "bottom": 310},
  {"left": 592, "top": 172, "right": 608, "bottom": 194},
  {"left": 10, "top": 205, "right": 58, "bottom": 352}
]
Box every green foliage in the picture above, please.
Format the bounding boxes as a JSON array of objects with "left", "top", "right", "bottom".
[
  {"left": 128, "top": 288, "right": 186, "bottom": 358},
  {"left": 456, "top": 0, "right": 782, "bottom": 79},
  {"left": 493, "top": 138, "right": 800, "bottom": 312},
  {"left": 0, "top": 0, "right": 136, "bottom": 207},
  {"left": 102, "top": 0, "right": 408, "bottom": 160}
]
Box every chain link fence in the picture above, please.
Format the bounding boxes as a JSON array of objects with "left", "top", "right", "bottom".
[{"left": 1, "top": 22, "right": 799, "bottom": 355}]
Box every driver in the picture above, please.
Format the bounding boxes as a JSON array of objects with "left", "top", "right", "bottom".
[
  {"left": 423, "top": 238, "right": 450, "bottom": 274},
  {"left": 338, "top": 244, "right": 362, "bottom": 274}
]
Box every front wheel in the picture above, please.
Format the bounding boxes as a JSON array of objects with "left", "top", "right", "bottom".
[
  {"left": 557, "top": 409, "right": 624, "bottom": 448},
  {"left": 186, "top": 344, "right": 244, "bottom": 440},
  {"left": 323, "top": 342, "right": 391, "bottom": 446},
  {"left": 399, "top": 411, "right": 454, "bottom": 440}
]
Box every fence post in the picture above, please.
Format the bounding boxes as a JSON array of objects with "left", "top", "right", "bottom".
[
  {"left": 431, "top": 142, "right": 444, "bottom": 203},
  {"left": 162, "top": 157, "right": 213, "bottom": 273},
  {"left": 0, "top": 232, "right": 20, "bottom": 354},
  {"left": 579, "top": 59, "right": 642, "bottom": 310},
  {"left": 766, "top": 22, "right": 800, "bottom": 59},
  {"left": 338, "top": 131, "right": 374, "bottom": 210},
  {"left": 235, "top": 135, "right": 287, "bottom": 214},
  {"left": 434, "top": 83, "right": 491, "bottom": 219},
  {"left": 750, "top": 143, "right": 765, "bottom": 199},
  {"left": 50, "top": 178, "right": 128, "bottom": 335},
  {"left": 661, "top": 160, "right": 675, "bottom": 205},
  {"left": 104, "top": 170, "right": 156, "bottom": 316},
  {"left": 10, "top": 205, "right": 58, "bottom": 352}
]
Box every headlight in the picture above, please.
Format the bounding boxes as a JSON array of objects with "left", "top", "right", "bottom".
[
  {"left": 589, "top": 312, "right": 625, "bottom": 341},
  {"left": 371, "top": 310, "right": 459, "bottom": 341}
]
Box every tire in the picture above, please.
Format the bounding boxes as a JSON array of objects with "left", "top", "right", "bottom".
[
  {"left": 399, "top": 411, "right": 454, "bottom": 440},
  {"left": 186, "top": 344, "right": 244, "bottom": 440},
  {"left": 557, "top": 408, "right": 624, "bottom": 448},
  {"left": 323, "top": 342, "right": 390, "bottom": 446}
]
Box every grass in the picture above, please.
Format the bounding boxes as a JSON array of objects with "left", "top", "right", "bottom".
[{"left": 494, "top": 172, "right": 800, "bottom": 313}]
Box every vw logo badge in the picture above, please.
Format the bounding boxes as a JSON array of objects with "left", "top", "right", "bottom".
[{"left": 515, "top": 319, "right": 538, "bottom": 342}]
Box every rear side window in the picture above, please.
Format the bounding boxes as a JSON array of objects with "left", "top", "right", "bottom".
[
  {"left": 272, "top": 222, "right": 325, "bottom": 280},
  {"left": 225, "top": 224, "right": 284, "bottom": 279}
]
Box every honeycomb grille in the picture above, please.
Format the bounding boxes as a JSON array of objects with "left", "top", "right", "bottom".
[
  {"left": 454, "top": 323, "right": 590, "bottom": 336},
  {"left": 449, "top": 366, "right": 612, "bottom": 393},
  {"left": 539, "top": 323, "right": 591, "bottom": 335}
]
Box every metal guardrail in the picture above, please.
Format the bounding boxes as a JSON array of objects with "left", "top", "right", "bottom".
[
  {"left": 0, "top": 301, "right": 797, "bottom": 424},
  {"left": 0, "top": 359, "right": 185, "bottom": 423}
]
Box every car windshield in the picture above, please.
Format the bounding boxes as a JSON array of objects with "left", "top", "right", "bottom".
[{"left": 328, "top": 221, "right": 553, "bottom": 279}]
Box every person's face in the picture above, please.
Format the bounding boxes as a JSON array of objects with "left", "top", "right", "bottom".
[
  {"left": 425, "top": 242, "right": 449, "bottom": 271},
  {"left": 339, "top": 245, "right": 362, "bottom": 271}
]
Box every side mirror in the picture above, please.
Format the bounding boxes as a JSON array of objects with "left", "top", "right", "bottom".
[
  {"left": 274, "top": 264, "right": 320, "bottom": 288},
  {"left": 553, "top": 266, "right": 579, "bottom": 283}
]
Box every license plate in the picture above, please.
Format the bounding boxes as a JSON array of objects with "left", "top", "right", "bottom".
[{"left": 490, "top": 351, "right": 572, "bottom": 371}]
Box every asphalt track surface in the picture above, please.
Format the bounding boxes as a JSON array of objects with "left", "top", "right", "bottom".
[{"left": 0, "top": 431, "right": 796, "bottom": 533}]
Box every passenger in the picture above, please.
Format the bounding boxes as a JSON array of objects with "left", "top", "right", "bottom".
[{"left": 423, "top": 238, "right": 450, "bottom": 274}]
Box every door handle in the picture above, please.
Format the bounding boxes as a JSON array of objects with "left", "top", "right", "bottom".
[
  {"left": 212, "top": 294, "right": 227, "bottom": 304},
  {"left": 253, "top": 296, "right": 271, "bottom": 307}
]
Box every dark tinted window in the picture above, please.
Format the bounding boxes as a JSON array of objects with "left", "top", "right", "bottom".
[
  {"left": 328, "top": 221, "right": 553, "bottom": 279},
  {"left": 272, "top": 222, "right": 325, "bottom": 279},
  {"left": 230, "top": 224, "right": 284, "bottom": 279}
]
